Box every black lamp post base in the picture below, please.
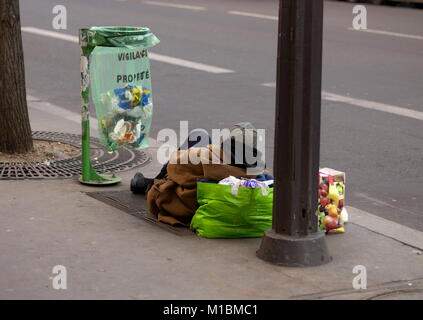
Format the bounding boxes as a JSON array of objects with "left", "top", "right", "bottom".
[{"left": 257, "top": 229, "right": 332, "bottom": 267}]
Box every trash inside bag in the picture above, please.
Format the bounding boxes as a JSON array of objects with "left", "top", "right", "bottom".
[
  {"left": 88, "top": 29, "right": 158, "bottom": 151},
  {"left": 218, "top": 176, "right": 273, "bottom": 196}
]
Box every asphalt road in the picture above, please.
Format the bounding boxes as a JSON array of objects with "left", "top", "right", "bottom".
[{"left": 20, "top": 0, "right": 423, "bottom": 231}]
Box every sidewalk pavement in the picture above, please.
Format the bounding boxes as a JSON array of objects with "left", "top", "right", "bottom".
[{"left": 0, "top": 96, "right": 422, "bottom": 300}]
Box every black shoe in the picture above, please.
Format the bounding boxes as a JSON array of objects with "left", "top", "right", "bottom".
[{"left": 130, "top": 173, "right": 153, "bottom": 194}]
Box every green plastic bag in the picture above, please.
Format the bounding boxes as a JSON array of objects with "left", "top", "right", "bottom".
[
  {"left": 191, "top": 181, "right": 273, "bottom": 238},
  {"left": 87, "top": 27, "right": 159, "bottom": 151}
]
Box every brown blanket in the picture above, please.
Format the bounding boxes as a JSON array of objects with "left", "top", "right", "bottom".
[{"left": 147, "top": 145, "right": 258, "bottom": 226}]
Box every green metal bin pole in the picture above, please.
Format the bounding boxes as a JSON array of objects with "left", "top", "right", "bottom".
[{"left": 79, "top": 29, "right": 121, "bottom": 185}]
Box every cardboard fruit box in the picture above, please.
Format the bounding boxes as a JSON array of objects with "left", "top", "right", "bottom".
[{"left": 317, "top": 168, "right": 348, "bottom": 234}]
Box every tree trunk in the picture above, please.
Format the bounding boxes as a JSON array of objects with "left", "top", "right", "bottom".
[{"left": 0, "top": 0, "right": 33, "bottom": 154}]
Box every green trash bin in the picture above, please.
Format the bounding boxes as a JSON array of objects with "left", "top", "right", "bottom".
[{"left": 79, "top": 27, "right": 159, "bottom": 185}]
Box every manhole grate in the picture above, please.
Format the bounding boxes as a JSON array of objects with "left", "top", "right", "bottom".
[
  {"left": 86, "top": 191, "right": 194, "bottom": 236},
  {"left": 0, "top": 131, "right": 150, "bottom": 180}
]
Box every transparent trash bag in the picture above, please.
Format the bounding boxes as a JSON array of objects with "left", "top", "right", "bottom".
[{"left": 87, "top": 27, "right": 159, "bottom": 151}]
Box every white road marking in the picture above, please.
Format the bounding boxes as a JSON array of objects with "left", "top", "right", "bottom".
[
  {"left": 21, "top": 26, "right": 78, "bottom": 43},
  {"left": 227, "top": 11, "right": 277, "bottom": 21},
  {"left": 261, "top": 82, "right": 423, "bottom": 121},
  {"left": 21, "top": 27, "right": 233, "bottom": 74},
  {"left": 322, "top": 91, "right": 423, "bottom": 121},
  {"left": 348, "top": 27, "right": 423, "bottom": 41},
  {"left": 261, "top": 82, "right": 276, "bottom": 88},
  {"left": 225, "top": 12, "right": 422, "bottom": 42},
  {"left": 148, "top": 52, "right": 233, "bottom": 74},
  {"left": 143, "top": 1, "right": 205, "bottom": 11},
  {"left": 21, "top": 26, "right": 422, "bottom": 118}
]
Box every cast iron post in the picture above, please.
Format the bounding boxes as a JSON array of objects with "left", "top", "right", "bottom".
[{"left": 256, "top": 0, "right": 331, "bottom": 266}]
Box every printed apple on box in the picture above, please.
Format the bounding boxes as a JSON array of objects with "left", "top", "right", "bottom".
[{"left": 317, "top": 168, "right": 348, "bottom": 234}]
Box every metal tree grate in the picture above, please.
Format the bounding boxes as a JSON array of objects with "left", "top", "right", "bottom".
[{"left": 0, "top": 131, "right": 150, "bottom": 180}]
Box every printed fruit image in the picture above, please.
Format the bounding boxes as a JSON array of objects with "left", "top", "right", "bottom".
[
  {"left": 327, "top": 176, "right": 339, "bottom": 207},
  {"left": 318, "top": 169, "right": 346, "bottom": 234},
  {"left": 319, "top": 189, "right": 328, "bottom": 197},
  {"left": 328, "top": 226, "right": 345, "bottom": 234},
  {"left": 320, "top": 197, "right": 331, "bottom": 207},
  {"left": 320, "top": 183, "right": 328, "bottom": 192},
  {"left": 324, "top": 215, "right": 339, "bottom": 230},
  {"left": 318, "top": 212, "right": 326, "bottom": 231},
  {"left": 336, "top": 182, "right": 344, "bottom": 196},
  {"left": 325, "top": 204, "right": 334, "bottom": 212},
  {"left": 328, "top": 206, "right": 338, "bottom": 218}
]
